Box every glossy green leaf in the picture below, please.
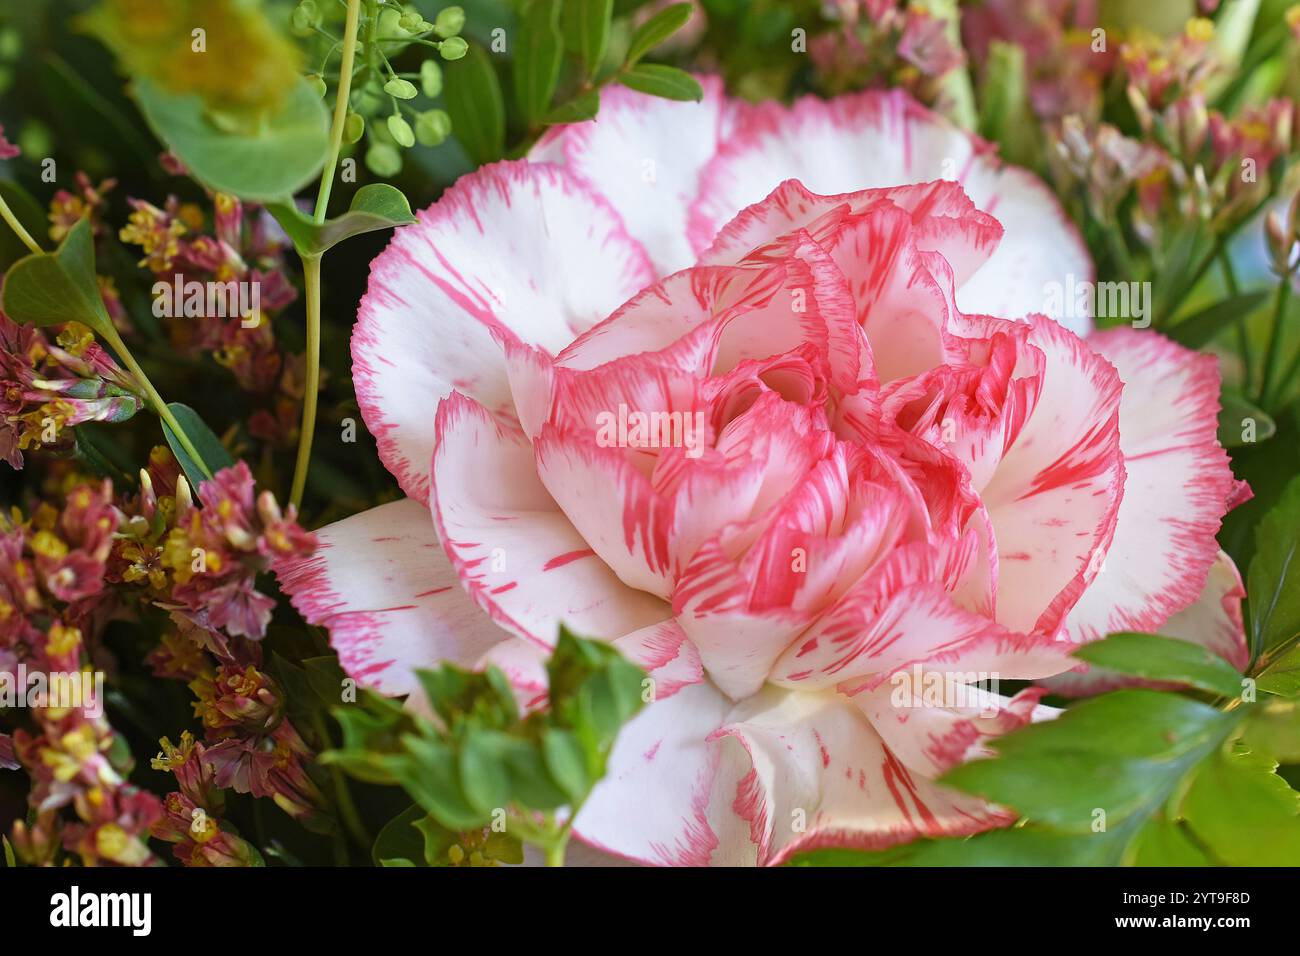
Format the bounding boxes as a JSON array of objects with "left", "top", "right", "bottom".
[
  {"left": 161, "top": 402, "right": 235, "bottom": 489},
  {"left": 1247, "top": 476, "right": 1300, "bottom": 658},
  {"left": 445, "top": 45, "right": 505, "bottom": 165},
  {"left": 618, "top": 64, "right": 703, "bottom": 101},
  {"left": 1072, "top": 632, "right": 1245, "bottom": 698},
  {"left": 561, "top": 0, "right": 613, "bottom": 79},
  {"left": 267, "top": 184, "right": 415, "bottom": 257},
  {"left": 516, "top": 0, "right": 564, "bottom": 125},
  {"left": 1165, "top": 290, "right": 1269, "bottom": 349},
  {"left": 133, "top": 77, "right": 329, "bottom": 203},
  {"left": 372, "top": 804, "right": 428, "bottom": 866},
  {"left": 625, "top": 2, "right": 694, "bottom": 64},
  {"left": 0, "top": 217, "right": 112, "bottom": 335}
]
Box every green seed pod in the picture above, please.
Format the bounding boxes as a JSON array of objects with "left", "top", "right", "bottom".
[
  {"left": 434, "top": 6, "right": 466, "bottom": 38},
  {"left": 383, "top": 77, "right": 418, "bottom": 100},
  {"left": 414, "top": 109, "right": 452, "bottom": 146},
  {"left": 343, "top": 112, "right": 365, "bottom": 144},
  {"left": 307, "top": 73, "right": 327, "bottom": 98},
  {"left": 387, "top": 114, "right": 416, "bottom": 148},
  {"left": 398, "top": 11, "right": 423, "bottom": 31},
  {"left": 439, "top": 36, "right": 469, "bottom": 60},
  {"left": 365, "top": 142, "right": 403, "bottom": 178},
  {"left": 420, "top": 60, "right": 443, "bottom": 98}
]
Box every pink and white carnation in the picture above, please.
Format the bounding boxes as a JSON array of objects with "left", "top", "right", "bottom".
[{"left": 278, "top": 81, "right": 1249, "bottom": 865}]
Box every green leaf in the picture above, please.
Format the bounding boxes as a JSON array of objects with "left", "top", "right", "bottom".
[
  {"left": 1165, "top": 290, "right": 1269, "bottom": 349},
  {"left": 942, "top": 691, "right": 1240, "bottom": 832},
  {"left": 1127, "top": 817, "right": 1212, "bottom": 866},
  {"left": 458, "top": 730, "right": 513, "bottom": 814},
  {"left": 1247, "top": 476, "right": 1300, "bottom": 658},
  {"left": 617, "top": 64, "right": 703, "bottom": 101},
  {"left": 161, "top": 402, "right": 235, "bottom": 489},
  {"left": 132, "top": 77, "right": 329, "bottom": 203},
  {"left": 396, "top": 734, "right": 488, "bottom": 830},
  {"left": 625, "top": 1, "right": 694, "bottom": 65},
  {"left": 0, "top": 181, "right": 47, "bottom": 271},
  {"left": 1256, "top": 642, "right": 1300, "bottom": 698},
  {"left": 561, "top": 0, "right": 613, "bottom": 79},
  {"left": 515, "top": 0, "right": 564, "bottom": 125},
  {"left": 977, "top": 41, "right": 1037, "bottom": 168},
  {"left": 267, "top": 184, "right": 415, "bottom": 257},
  {"left": 542, "top": 728, "right": 590, "bottom": 801},
  {"left": 543, "top": 90, "right": 600, "bottom": 125},
  {"left": 372, "top": 804, "right": 428, "bottom": 867},
  {"left": 1072, "top": 632, "right": 1245, "bottom": 698},
  {"left": 2, "top": 834, "right": 15, "bottom": 868},
  {"left": 302, "top": 655, "right": 348, "bottom": 707},
  {"left": 445, "top": 45, "right": 505, "bottom": 165},
  {"left": 1180, "top": 747, "right": 1300, "bottom": 865},
  {"left": 0, "top": 217, "right": 112, "bottom": 335},
  {"left": 1217, "top": 391, "right": 1275, "bottom": 448}
]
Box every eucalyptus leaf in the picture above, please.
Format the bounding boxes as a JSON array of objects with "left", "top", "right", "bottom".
[
  {"left": 267, "top": 184, "right": 415, "bottom": 257},
  {"left": 0, "top": 217, "right": 112, "bottom": 335},
  {"left": 133, "top": 76, "right": 329, "bottom": 202}
]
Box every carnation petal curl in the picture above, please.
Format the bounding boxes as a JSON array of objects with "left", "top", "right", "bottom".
[{"left": 278, "top": 81, "right": 1248, "bottom": 866}]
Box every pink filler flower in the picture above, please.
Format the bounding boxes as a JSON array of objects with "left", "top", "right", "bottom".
[{"left": 279, "top": 82, "right": 1249, "bottom": 865}]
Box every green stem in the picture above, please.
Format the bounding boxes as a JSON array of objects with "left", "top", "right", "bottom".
[
  {"left": 313, "top": 0, "right": 363, "bottom": 224},
  {"left": 290, "top": 254, "right": 322, "bottom": 509},
  {"left": 102, "top": 325, "right": 212, "bottom": 481},
  {"left": 289, "top": 0, "right": 361, "bottom": 509},
  {"left": 1220, "top": 251, "right": 1253, "bottom": 393},
  {"left": 1259, "top": 279, "right": 1292, "bottom": 408},
  {"left": 0, "top": 194, "right": 41, "bottom": 255},
  {"left": 310, "top": 712, "right": 370, "bottom": 849}
]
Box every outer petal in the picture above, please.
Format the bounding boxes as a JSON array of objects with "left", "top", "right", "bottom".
[
  {"left": 431, "top": 391, "right": 667, "bottom": 647},
  {"left": 534, "top": 78, "right": 732, "bottom": 274},
  {"left": 712, "top": 686, "right": 1010, "bottom": 865},
  {"left": 275, "top": 498, "right": 510, "bottom": 698},
  {"left": 1064, "top": 329, "right": 1241, "bottom": 644},
  {"left": 687, "top": 91, "right": 1092, "bottom": 332},
  {"left": 1048, "top": 550, "right": 1248, "bottom": 696},
  {"left": 354, "top": 161, "right": 654, "bottom": 500},
  {"left": 572, "top": 682, "right": 756, "bottom": 866},
  {"left": 853, "top": 680, "right": 1057, "bottom": 777}
]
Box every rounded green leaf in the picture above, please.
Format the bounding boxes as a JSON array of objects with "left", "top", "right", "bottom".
[{"left": 133, "top": 76, "right": 330, "bottom": 203}]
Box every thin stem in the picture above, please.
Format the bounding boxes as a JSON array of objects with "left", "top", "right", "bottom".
[
  {"left": 1259, "top": 279, "right": 1292, "bottom": 407},
  {"left": 289, "top": 0, "right": 361, "bottom": 509},
  {"left": 313, "top": 0, "right": 363, "bottom": 224},
  {"left": 290, "top": 254, "right": 322, "bottom": 509},
  {"left": 0, "top": 194, "right": 41, "bottom": 255},
  {"left": 102, "top": 326, "right": 212, "bottom": 480}
]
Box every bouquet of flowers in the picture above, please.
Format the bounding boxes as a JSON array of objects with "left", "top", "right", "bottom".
[{"left": 1, "top": 0, "right": 1298, "bottom": 870}]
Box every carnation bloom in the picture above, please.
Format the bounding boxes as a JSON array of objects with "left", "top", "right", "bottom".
[{"left": 280, "top": 82, "right": 1248, "bottom": 865}]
